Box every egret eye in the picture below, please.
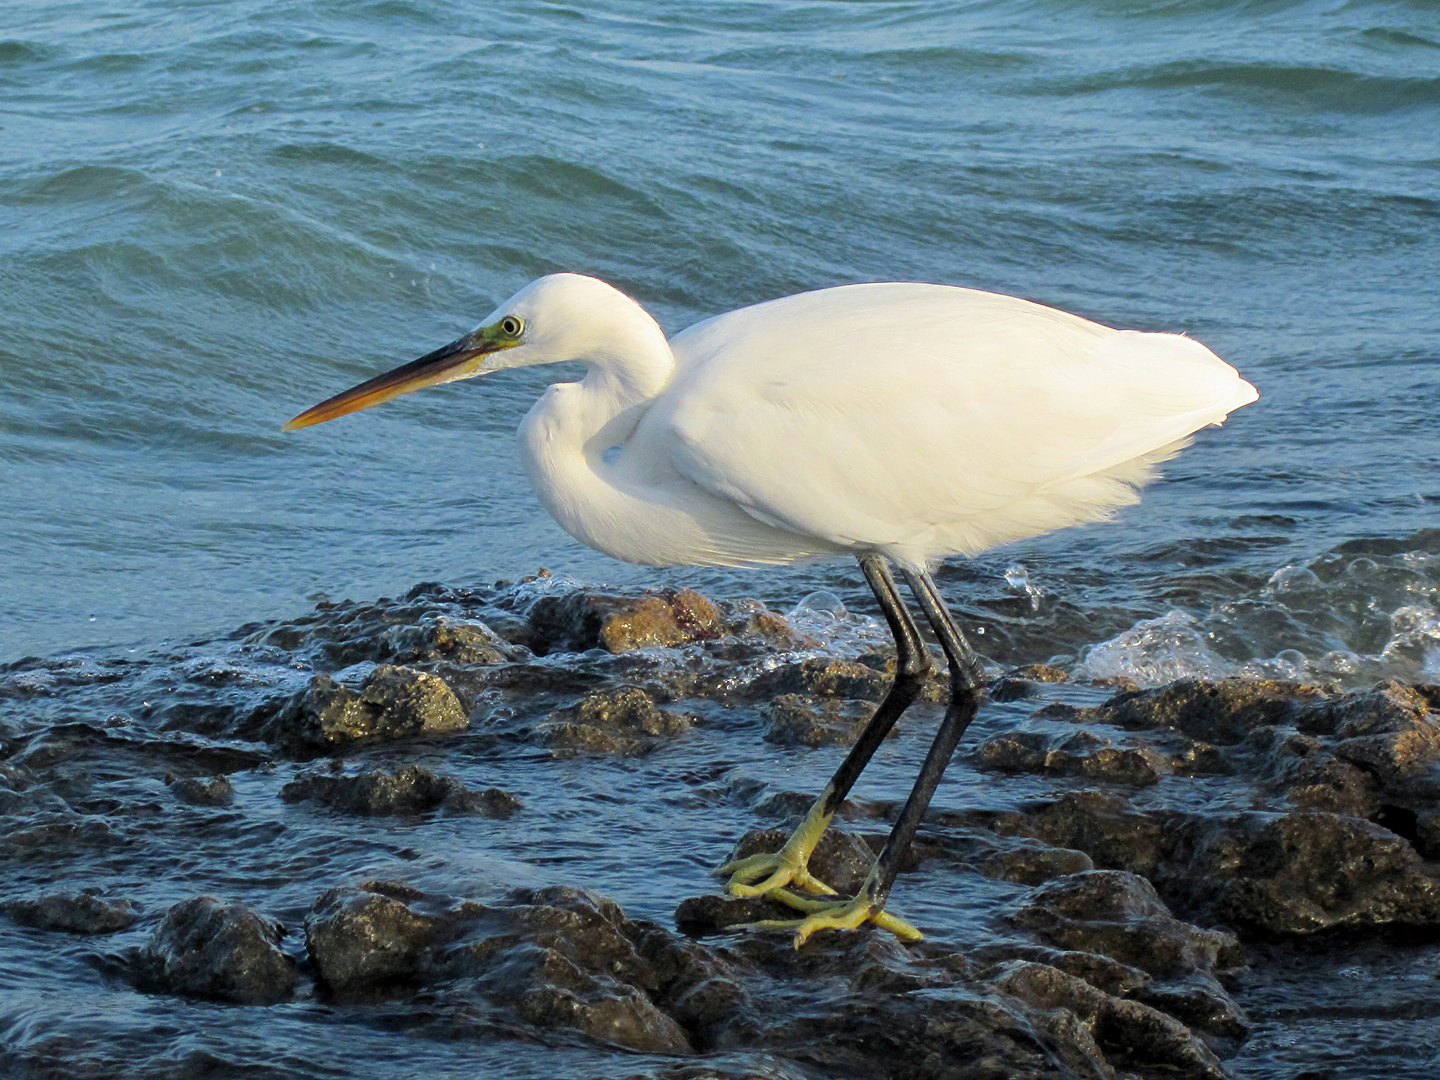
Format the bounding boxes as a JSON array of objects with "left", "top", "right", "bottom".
[{"left": 499, "top": 315, "right": 524, "bottom": 338}]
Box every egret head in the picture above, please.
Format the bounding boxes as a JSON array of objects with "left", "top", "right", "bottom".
[{"left": 283, "top": 273, "right": 660, "bottom": 431}]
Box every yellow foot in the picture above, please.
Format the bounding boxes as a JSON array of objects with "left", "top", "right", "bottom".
[
  {"left": 715, "top": 849, "right": 838, "bottom": 899},
  {"left": 714, "top": 783, "right": 841, "bottom": 899},
  {"left": 746, "top": 893, "right": 923, "bottom": 949}
]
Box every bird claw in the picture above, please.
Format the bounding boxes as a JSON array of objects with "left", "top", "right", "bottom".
[
  {"left": 744, "top": 893, "right": 923, "bottom": 949},
  {"left": 714, "top": 850, "right": 839, "bottom": 899}
]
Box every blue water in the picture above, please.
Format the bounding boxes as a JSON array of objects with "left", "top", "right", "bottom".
[
  {"left": 1, "top": 2, "right": 1439, "bottom": 1075},
  {"left": 2, "top": 0, "right": 1436, "bottom": 671}
]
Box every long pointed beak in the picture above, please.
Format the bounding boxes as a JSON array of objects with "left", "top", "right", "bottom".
[{"left": 283, "top": 331, "right": 501, "bottom": 431}]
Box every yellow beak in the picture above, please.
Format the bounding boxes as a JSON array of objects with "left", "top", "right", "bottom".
[{"left": 282, "top": 330, "right": 505, "bottom": 431}]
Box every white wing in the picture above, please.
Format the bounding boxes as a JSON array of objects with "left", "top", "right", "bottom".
[{"left": 639, "top": 283, "right": 1256, "bottom": 567}]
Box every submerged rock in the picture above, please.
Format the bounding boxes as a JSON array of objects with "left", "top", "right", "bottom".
[
  {"left": 264, "top": 664, "right": 468, "bottom": 754},
  {"left": 762, "top": 693, "right": 873, "bottom": 747},
  {"left": 741, "top": 657, "right": 889, "bottom": 702},
  {"left": 166, "top": 774, "right": 235, "bottom": 807},
  {"left": 534, "top": 686, "right": 694, "bottom": 755},
  {"left": 280, "top": 764, "right": 520, "bottom": 817},
  {"left": 5, "top": 891, "right": 140, "bottom": 934},
  {"left": 138, "top": 896, "right": 296, "bottom": 1005}
]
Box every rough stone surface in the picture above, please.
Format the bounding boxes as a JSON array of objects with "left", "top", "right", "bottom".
[
  {"left": 280, "top": 764, "right": 520, "bottom": 817},
  {"left": 1181, "top": 810, "right": 1440, "bottom": 934},
  {"left": 138, "top": 896, "right": 296, "bottom": 1005},
  {"left": 306, "top": 882, "right": 441, "bottom": 991},
  {"left": 994, "top": 961, "right": 1228, "bottom": 1080},
  {"left": 974, "top": 729, "right": 1175, "bottom": 785},
  {"left": 762, "top": 693, "right": 871, "bottom": 747},
  {"left": 535, "top": 686, "right": 693, "bottom": 755},
  {"left": 1008, "top": 871, "right": 1244, "bottom": 979},
  {"left": 5, "top": 892, "right": 140, "bottom": 934},
  {"left": 527, "top": 588, "right": 727, "bottom": 654},
  {"left": 166, "top": 774, "right": 235, "bottom": 807},
  {"left": 264, "top": 664, "right": 468, "bottom": 754},
  {"left": 741, "top": 657, "right": 889, "bottom": 702}
]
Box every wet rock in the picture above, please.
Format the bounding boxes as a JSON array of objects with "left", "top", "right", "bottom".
[
  {"left": 1009, "top": 871, "right": 1244, "bottom": 979},
  {"left": 726, "top": 826, "right": 875, "bottom": 895},
  {"left": 280, "top": 764, "right": 520, "bottom": 818},
  {"left": 5, "top": 891, "right": 140, "bottom": 934},
  {"left": 741, "top": 657, "right": 888, "bottom": 702},
  {"left": 719, "top": 598, "right": 798, "bottom": 647},
  {"left": 139, "top": 896, "right": 296, "bottom": 1004},
  {"left": 1049, "top": 678, "right": 1322, "bottom": 745},
  {"left": 165, "top": 774, "right": 235, "bottom": 807},
  {"left": 762, "top": 694, "right": 870, "bottom": 747},
  {"left": 245, "top": 587, "right": 524, "bottom": 668},
  {"left": 974, "top": 728, "right": 1174, "bottom": 785},
  {"left": 488, "top": 890, "right": 691, "bottom": 1052},
  {"left": 971, "top": 941, "right": 1150, "bottom": 996},
  {"left": 1012, "top": 663, "right": 1071, "bottom": 683},
  {"left": 264, "top": 664, "right": 468, "bottom": 754},
  {"left": 994, "top": 961, "right": 1228, "bottom": 1079},
  {"left": 527, "top": 587, "right": 726, "bottom": 654},
  {"left": 1185, "top": 810, "right": 1440, "bottom": 934},
  {"left": 1275, "top": 753, "right": 1381, "bottom": 818},
  {"left": 535, "top": 686, "right": 693, "bottom": 755},
  {"left": 385, "top": 614, "right": 522, "bottom": 666},
  {"left": 981, "top": 840, "right": 1095, "bottom": 886},
  {"left": 1012, "top": 790, "right": 1172, "bottom": 879},
  {"left": 306, "top": 882, "right": 441, "bottom": 991}
]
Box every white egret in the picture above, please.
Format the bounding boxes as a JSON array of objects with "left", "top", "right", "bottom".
[{"left": 285, "top": 273, "right": 1257, "bottom": 946}]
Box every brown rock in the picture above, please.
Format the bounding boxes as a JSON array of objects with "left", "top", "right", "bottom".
[
  {"left": 266, "top": 665, "right": 468, "bottom": 754},
  {"left": 527, "top": 588, "right": 726, "bottom": 654},
  {"left": 140, "top": 897, "right": 296, "bottom": 1005}
]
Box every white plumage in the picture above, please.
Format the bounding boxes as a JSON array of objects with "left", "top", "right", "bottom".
[
  {"left": 287, "top": 272, "right": 1256, "bottom": 571},
  {"left": 497, "top": 274, "right": 1256, "bottom": 571},
  {"left": 284, "top": 270, "right": 1258, "bottom": 947}
]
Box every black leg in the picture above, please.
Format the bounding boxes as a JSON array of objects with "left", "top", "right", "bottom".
[
  {"left": 821, "top": 553, "right": 933, "bottom": 811},
  {"left": 718, "top": 552, "right": 930, "bottom": 898},
  {"left": 858, "top": 568, "right": 985, "bottom": 909}
]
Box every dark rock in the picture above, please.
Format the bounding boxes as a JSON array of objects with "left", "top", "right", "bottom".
[
  {"left": 994, "top": 961, "right": 1228, "bottom": 1079},
  {"left": 1009, "top": 871, "right": 1244, "bottom": 978},
  {"left": 1011, "top": 663, "right": 1071, "bottom": 683},
  {"left": 981, "top": 840, "right": 1095, "bottom": 886},
  {"left": 1184, "top": 810, "right": 1440, "bottom": 934},
  {"left": 245, "top": 589, "right": 524, "bottom": 668},
  {"left": 971, "top": 941, "right": 1150, "bottom": 996},
  {"left": 1277, "top": 755, "right": 1381, "bottom": 818},
  {"left": 386, "top": 615, "right": 521, "bottom": 666},
  {"left": 139, "top": 896, "right": 296, "bottom": 1004},
  {"left": 723, "top": 826, "right": 876, "bottom": 896},
  {"left": 280, "top": 764, "right": 520, "bottom": 817},
  {"left": 719, "top": 598, "right": 798, "bottom": 647},
  {"left": 527, "top": 587, "right": 727, "bottom": 654},
  {"left": 1061, "top": 678, "right": 1322, "bottom": 745},
  {"left": 762, "top": 694, "right": 870, "bottom": 748},
  {"left": 306, "top": 882, "right": 441, "bottom": 991},
  {"left": 265, "top": 664, "right": 468, "bottom": 754},
  {"left": 1018, "top": 790, "right": 1172, "bottom": 879},
  {"left": 6, "top": 892, "right": 140, "bottom": 934},
  {"left": 444, "top": 886, "right": 694, "bottom": 1053},
  {"left": 535, "top": 686, "right": 693, "bottom": 755},
  {"left": 741, "top": 657, "right": 889, "bottom": 702},
  {"left": 973, "top": 728, "right": 1173, "bottom": 785},
  {"left": 166, "top": 774, "right": 235, "bottom": 807}
]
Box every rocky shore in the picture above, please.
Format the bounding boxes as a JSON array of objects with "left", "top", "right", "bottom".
[{"left": 3, "top": 578, "right": 1439, "bottom": 1078}]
